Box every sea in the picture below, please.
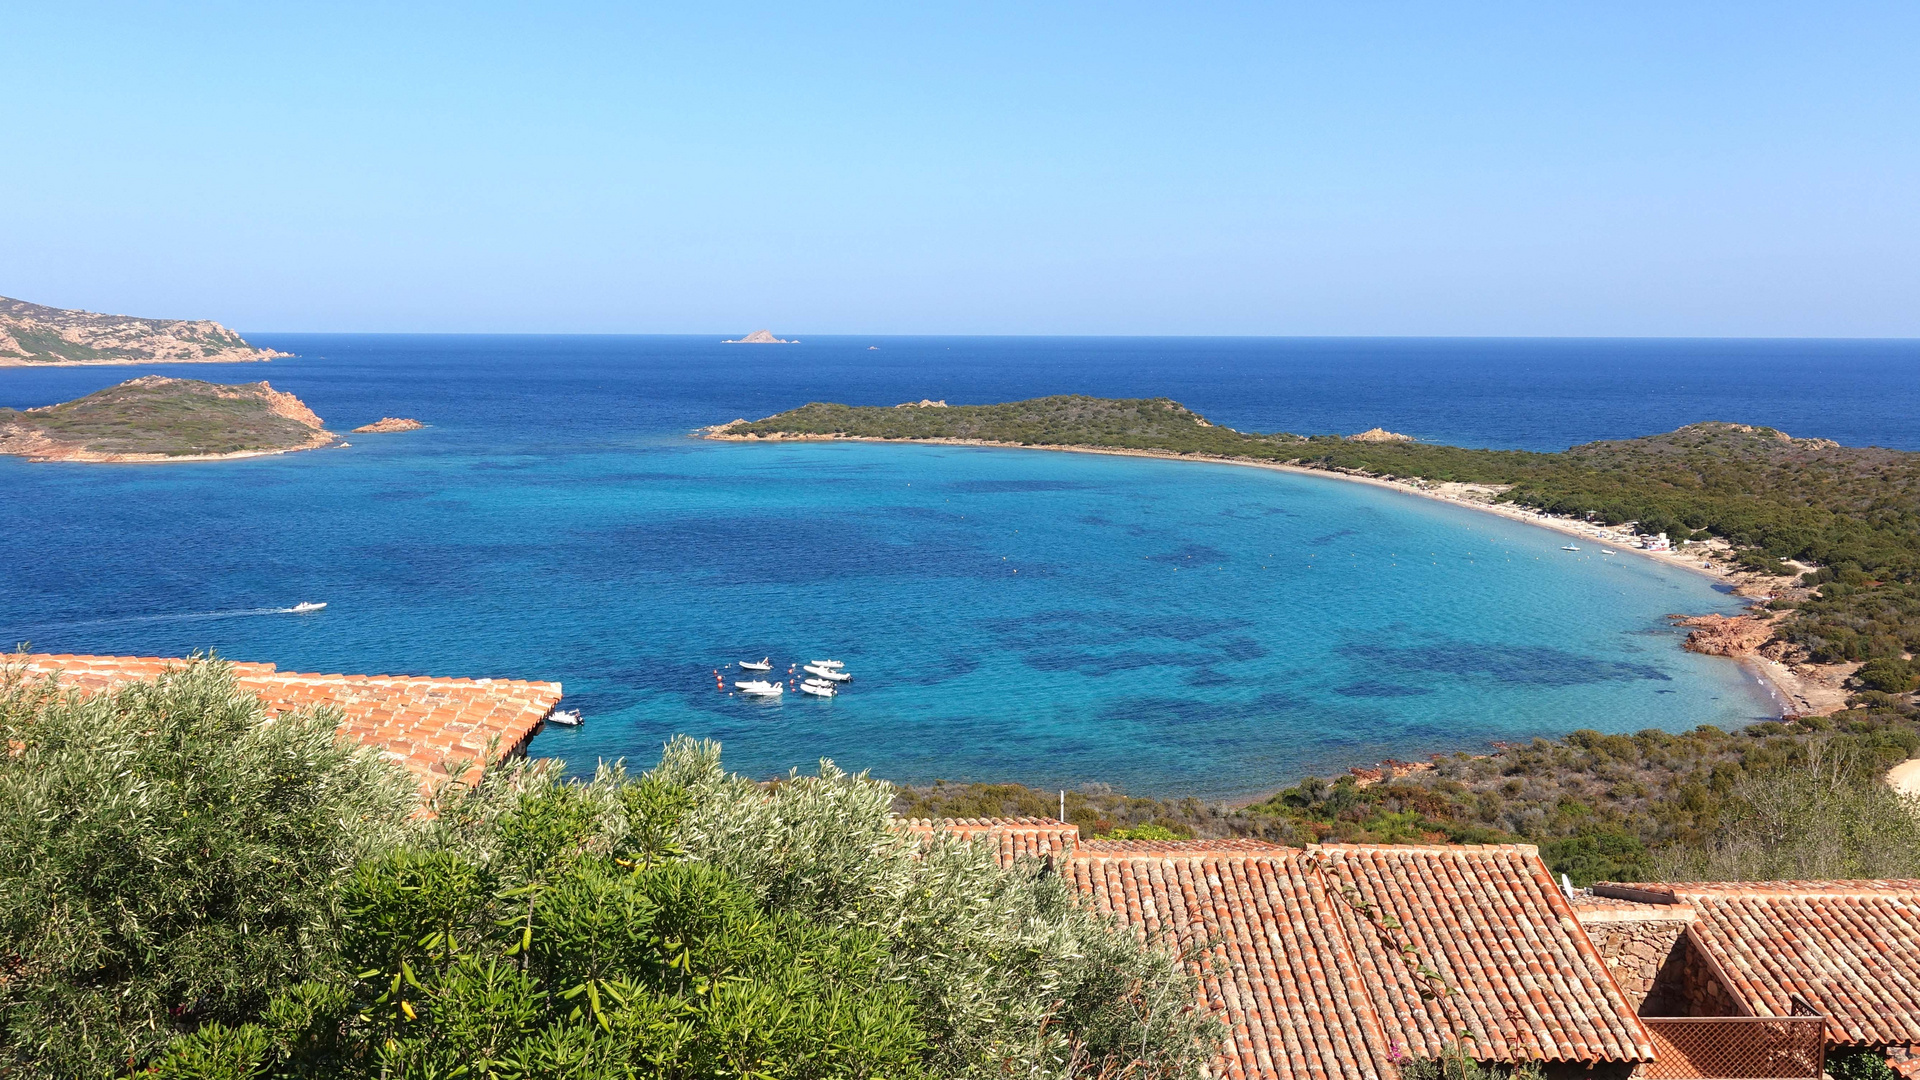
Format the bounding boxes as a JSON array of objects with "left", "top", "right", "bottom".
[{"left": 5, "top": 336, "right": 1919, "bottom": 799}]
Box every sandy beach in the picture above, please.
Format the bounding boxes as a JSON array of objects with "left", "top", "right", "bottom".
[{"left": 705, "top": 429, "right": 1850, "bottom": 716}]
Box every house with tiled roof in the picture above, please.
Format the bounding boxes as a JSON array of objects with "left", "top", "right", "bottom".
[
  {"left": 15, "top": 653, "right": 563, "bottom": 796},
  {"left": 925, "top": 818, "right": 1852, "bottom": 1080},
  {"left": 1575, "top": 880, "right": 1920, "bottom": 1077}
]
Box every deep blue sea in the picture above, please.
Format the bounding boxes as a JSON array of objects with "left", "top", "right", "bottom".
[{"left": 5, "top": 336, "right": 1918, "bottom": 798}]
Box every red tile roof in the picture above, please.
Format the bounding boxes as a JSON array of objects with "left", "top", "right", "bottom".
[
  {"left": 1311, "top": 844, "right": 1651, "bottom": 1066},
  {"left": 922, "top": 820, "right": 1654, "bottom": 1077},
  {"left": 1068, "top": 846, "right": 1397, "bottom": 1080},
  {"left": 901, "top": 816, "right": 1081, "bottom": 862},
  {"left": 18, "top": 653, "right": 562, "bottom": 795},
  {"left": 1651, "top": 881, "right": 1920, "bottom": 1046}
]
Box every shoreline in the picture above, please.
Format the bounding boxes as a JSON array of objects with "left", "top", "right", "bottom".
[
  {"left": 705, "top": 429, "right": 1843, "bottom": 717},
  {"left": 5, "top": 429, "right": 338, "bottom": 464}
]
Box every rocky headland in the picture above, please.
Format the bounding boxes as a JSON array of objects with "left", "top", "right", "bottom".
[
  {"left": 0, "top": 376, "right": 335, "bottom": 462},
  {"left": 352, "top": 417, "right": 425, "bottom": 434},
  {"left": 0, "top": 295, "right": 288, "bottom": 366}
]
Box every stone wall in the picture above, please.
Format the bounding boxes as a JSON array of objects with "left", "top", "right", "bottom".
[{"left": 1582, "top": 916, "right": 1692, "bottom": 1013}]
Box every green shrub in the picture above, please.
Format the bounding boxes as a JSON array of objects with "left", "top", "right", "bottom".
[
  {"left": 1854, "top": 658, "right": 1919, "bottom": 694},
  {"left": 0, "top": 657, "right": 417, "bottom": 1079}
]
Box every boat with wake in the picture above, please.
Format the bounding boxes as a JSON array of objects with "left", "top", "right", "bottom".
[
  {"left": 547, "top": 709, "right": 583, "bottom": 727},
  {"left": 290, "top": 601, "right": 327, "bottom": 613}
]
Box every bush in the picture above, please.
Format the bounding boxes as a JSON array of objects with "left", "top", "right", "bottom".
[
  {"left": 0, "top": 656, "right": 418, "bottom": 1078},
  {"left": 1854, "top": 658, "right": 1919, "bottom": 694},
  {"left": 147, "top": 738, "right": 1221, "bottom": 1079}
]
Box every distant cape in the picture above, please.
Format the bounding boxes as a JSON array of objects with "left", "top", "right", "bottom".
[{"left": 722, "top": 329, "right": 797, "bottom": 344}]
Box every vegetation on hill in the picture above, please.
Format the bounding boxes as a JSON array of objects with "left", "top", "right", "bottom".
[
  {"left": 0, "top": 376, "right": 332, "bottom": 459},
  {"left": 895, "top": 696, "right": 1920, "bottom": 886},
  {"left": 727, "top": 397, "right": 1920, "bottom": 666},
  {"left": 0, "top": 658, "right": 1217, "bottom": 1079},
  {"left": 0, "top": 295, "right": 282, "bottom": 366}
]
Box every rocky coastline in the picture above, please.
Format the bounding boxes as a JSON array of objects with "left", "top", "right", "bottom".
[
  {"left": 0, "top": 295, "right": 287, "bottom": 367},
  {"left": 0, "top": 376, "right": 336, "bottom": 463}
]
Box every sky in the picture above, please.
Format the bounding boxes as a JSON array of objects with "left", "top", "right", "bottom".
[{"left": 5, "top": 2, "right": 1918, "bottom": 336}]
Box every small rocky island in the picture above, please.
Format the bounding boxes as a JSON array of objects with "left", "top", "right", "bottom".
[
  {"left": 0, "top": 377, "right": 335, "bottom": 462},
  {"left": 721, "top": 329, "right": 797, "bottom": 344},
  {"left": 352, "top": 417, "right": 425, "bottom": 434},
  {"left": 0, "top": 295, "right": 287, "bottom": 366}
]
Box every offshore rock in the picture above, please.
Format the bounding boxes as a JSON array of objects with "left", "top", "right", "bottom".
[
  {"left": 352, "top": 417, "right": 425, "bottom": 434},
  {"left": 722, "top": 329, "right": 796, "bottom": 344}
]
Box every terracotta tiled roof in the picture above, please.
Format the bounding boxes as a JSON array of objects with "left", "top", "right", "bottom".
[
  {"left": 18, "top": 653, "right": 562, "bottom": 795},
  {"left": 1310, "top": 845, "right": 1652, "bottom": 1066},
  {"left": 920, "top": 820, "right": 1656, "bottom": 1077},
  {"left": 1068, "top": 847, "right": 1396, "bottom": 1080},
  {"left": 1646, "top": 880, "right": 1920, "bottom": 1046},
  {"left": 1078, "top": 837, "right": 1286, "bottom": 856},
  {"left": 900, "top": 816, "right": 1080, "bottom": 862}
]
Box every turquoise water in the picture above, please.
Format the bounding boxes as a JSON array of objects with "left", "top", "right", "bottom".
[{"left": 0, "top": 336, "right": 1831, "bottom": 797}]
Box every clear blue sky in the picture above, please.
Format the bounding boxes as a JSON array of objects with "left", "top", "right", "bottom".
[{"left": 6, "top": 2, "right": 1917, "bottom": 336}]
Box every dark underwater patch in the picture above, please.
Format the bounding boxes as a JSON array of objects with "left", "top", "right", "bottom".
[
  {"left": 1333, "top": 680, "right": 1436, "bottom": 698},
  {"left": 1343, "top": 641, "right": 1671, "bottom": 687}
]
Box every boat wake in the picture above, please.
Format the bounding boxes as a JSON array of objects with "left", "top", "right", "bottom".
[{"left": 15, "top": 605, "right": 322, "bottom": 633}]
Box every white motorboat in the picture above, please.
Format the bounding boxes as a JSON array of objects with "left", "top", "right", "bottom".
[
  {"left": 547, "top": 709, "right": 583, "bottom": 727},
  {"left": 734, "top": 679, "right": 783, "bottom": 697},
  {"left": 808, "top": 659, "right": 845, "bottom": 669},
  {"left": 799, "top": 682, "right": 836, "bottom": 698},
  {"left": 290, "top": 601, "right": 327, "bottom": 613},
  {"left": 1561, "top": 545, "right": 1580, "bottom": 552},
  {"left": 803, "top": 664, "right": 850, "bottom": 682},
  {"left": 739, "top": 658, "right": 773, "bottom": 672},
  {"left": 1601, "top": 549, "right": 1616, "bottom": 555}
]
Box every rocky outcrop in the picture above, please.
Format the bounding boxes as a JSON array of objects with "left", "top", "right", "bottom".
[
  {"left": 1347, "top": 428, "right": 1413, "bottom": 443},
  {"left": 721, "top": 330, "right": 796, "bottom": 344},
  {"left": 352, "top": 417, "right": 425, "bottom": 434},
  {"left": 0, "top": 295, "right": 288, "bottom": 366},
  {"left": 894, "top": 399, "right": 948, "bottom": 408},
  {"left": 1673, "top": 613, "right": 1777, "bottom": 657}
]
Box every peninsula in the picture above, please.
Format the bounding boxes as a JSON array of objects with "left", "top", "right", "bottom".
[
  {"left": 0, "top": 376, "right": 335, "bottom": 462},
  {"left": 0, "top": 295, "right": 287, "bottom": 366},
  {"left": 710, "top": 395, "right": 1920, "bottom": 717}
]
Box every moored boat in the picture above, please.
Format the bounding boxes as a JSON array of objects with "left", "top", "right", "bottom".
[
  {"left": 799, "top": 681, "right": 836, "bottom": 698},
  {"left": 802, "top": 664, "right": 850, "bottom": 682},
  {"left": 739, "top": 658, "right": 773, "bottom": 671},
  {"left": 735, "top": 679, "right": 783, "bottom": 697}
]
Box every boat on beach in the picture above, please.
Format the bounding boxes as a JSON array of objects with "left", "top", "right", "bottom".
[
  {"left": 739, "top": 658, "right": 773, "bottom": 671},
  {"left": 803, "top": 664, "right": 850, "bottom": 682}
]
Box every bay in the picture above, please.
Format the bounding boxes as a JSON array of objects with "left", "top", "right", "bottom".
[{"left": 6, "top": 335, "right": 1912, "bottom": 797}]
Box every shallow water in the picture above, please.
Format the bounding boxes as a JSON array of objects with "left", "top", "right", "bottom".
[{"left": 1, "top": 335, "right": 1874, "bottom": 796}]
